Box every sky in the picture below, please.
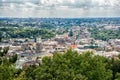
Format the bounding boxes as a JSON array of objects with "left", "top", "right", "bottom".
[{"left": 0, "top": 0, "right": 120, "bottom": 18}]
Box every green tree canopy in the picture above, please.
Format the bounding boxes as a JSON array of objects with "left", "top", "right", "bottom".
[{"left": 33, "top": 50, "right": 112, "bottom": 80}]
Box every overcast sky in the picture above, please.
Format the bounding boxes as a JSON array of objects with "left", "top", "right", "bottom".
[{"left": 0, "top": 0, "right": 120, "bottom": 18}]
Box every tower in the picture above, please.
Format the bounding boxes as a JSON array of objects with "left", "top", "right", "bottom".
[
  {"left": 36, "top": 36, "right": 43, "bottom": 53},
  {"left": 36, "top": 36, "right": 42, "bottom": 43},
  {"left": 36, "top": 43, "right": 43, "bottom": 53}
]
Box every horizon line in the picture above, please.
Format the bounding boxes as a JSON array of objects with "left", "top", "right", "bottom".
[{"left": 0, "top": 16, "right": 120, "bottom": 19}]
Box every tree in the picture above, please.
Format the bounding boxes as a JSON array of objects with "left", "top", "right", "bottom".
[
  {"left": 14, "top": 71, "right": 27, "bottom": 80},
  {"left": 110, "top": 58, "right": 120, "bottom": 80},
  {"left": 0, "top": 37, "right": 2, "bottom": 42},
  {"left": 0, "top": 65, "right": 16, "bottom": 80},
  {"left": 33, "top": 50, "right": 112, "bottom": 80},
  {"left": 69, "top": 30, "right": 73, "bottom": 37},
  {"left": 3, "top": 47, "right": 9, "bottom": 55},
  {"left": 9, "top": 54, "right": 18, "bottom": 63},
  {"left": 0, "top": 48, "right": 119, "bottom": 80}
]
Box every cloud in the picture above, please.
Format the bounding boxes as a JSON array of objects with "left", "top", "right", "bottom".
[
  {"left": 0, "top": 0, "right": 120, "bottom": 17},
  {"left": 0, "top": 0, "right": 120, "bottom": 9}
]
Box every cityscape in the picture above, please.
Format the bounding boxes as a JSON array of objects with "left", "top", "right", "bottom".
[{"left": 0, "top": 0, "right": 120, "bottom": 80}]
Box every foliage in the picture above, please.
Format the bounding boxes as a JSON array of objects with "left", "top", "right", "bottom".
[
  {"left": 68, "top": 30, "right": 73, "bottom": 37},
  {"left": 1, "top": 49, "right": 120, "bottom": 80},
  {"left": 0, "top": 47, "right": 9, "bottom": 57},
  {"left": 33, "top": 50, "right": 112, "bottom": 80},
  {"left": 9, "top": 54, "right": 18, "bottom": 63},
  {"left": 0, "top": 66, "right": 16, "bottom": 80},
  {"left": 40, "top": 23, "right": 55, "bottom": 29},
  {"left": 0, "top": 37, "right": 2, "bottom": 42},
  {"left": 0, "top": 27, "right": 55, "bottom": 39},
  {"left": 89, "top": 28, "right": 120, "bottom": 41}
]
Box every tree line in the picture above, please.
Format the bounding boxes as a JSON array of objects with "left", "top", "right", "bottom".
[
  {"left": 89, "top": 28, "right": 120, "bottom": 41},
  {"left": 0, "top": 27, "right": 55, "bottom": 39},
  {"left": 0, "top": 49, "right": 120, "bottom": 80}
]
